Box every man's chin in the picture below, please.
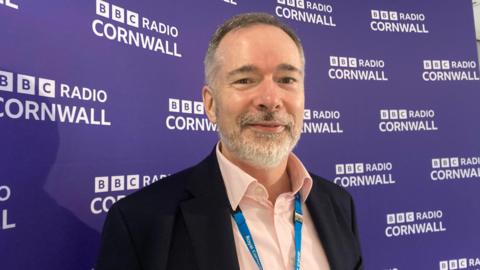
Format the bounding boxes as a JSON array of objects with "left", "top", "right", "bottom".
[
  {"left": 219, "top": 130, "right": 295, "bottom": 166},
  {"left": 239, "top": 141, "right": 292, "bottom": 164}
]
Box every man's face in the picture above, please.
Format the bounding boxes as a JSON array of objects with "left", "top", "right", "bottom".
[{"left": 203, "top": 24, "right": 305, "bottom": 168}]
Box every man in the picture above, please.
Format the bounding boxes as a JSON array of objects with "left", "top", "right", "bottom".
[{"left": 96, "top": 13, "right": 363, "bottom": 270}]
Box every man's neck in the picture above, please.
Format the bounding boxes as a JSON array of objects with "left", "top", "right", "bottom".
[{"left": 220, "top": 144, "right": 291, "bottom": 204}]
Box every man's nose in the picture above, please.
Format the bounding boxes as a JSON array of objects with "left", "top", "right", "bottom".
[{"left": 253, "top": 79, "right": 282, "bottom": 112}]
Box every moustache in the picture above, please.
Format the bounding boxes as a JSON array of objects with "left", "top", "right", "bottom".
[{"left": 239, "top": 111, "right": 294, "bottom": 131}]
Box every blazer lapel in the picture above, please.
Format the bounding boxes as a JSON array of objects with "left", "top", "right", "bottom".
[
  {"left": 306, "top": 184, "right": 348, "bottom": 270},
  {"left": 179, "top": 150, "right": 240, "bottom": 270}
]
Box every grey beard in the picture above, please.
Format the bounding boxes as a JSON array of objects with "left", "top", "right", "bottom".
[{"left": 217, "top": 112, "right": 301, "bottom": 168}]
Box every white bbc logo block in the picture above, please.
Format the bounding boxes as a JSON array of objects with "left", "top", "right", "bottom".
[
  {"left": 330, "top": 56, "right": 339, "bottom": 67},
  {"left": 441, "top": 60, "right": 450, "bottom": 70},
  {"left": 450, "top": 157, "right": 459, "bottom": 168},
  {"left": 336, "top": 164, "right": 345, "bottom": 175},
  {"left": 458, "top": 258, "right": 467, "bottom": 269},
  {"left": 17, "top": 74, "right": 35, "bottom": 95},
  {"left": 296, "top": 0, "right": 305, "bottom": 9},
  {"left": 95, "top": 176, "right": 109, "bottom": 193},
  {"left": 371, "top": 10, "right": 380, "bottom": 20},
  {"left": 441, "top": 158, "right": 450, "bottom": 168},
  {"left": 169, "top": 98, "right": 180, "bottom": 112},
  {"left": 387, "top": 214, "right": 396, "bottom": 224},
  {"left": 304, "top": 109, "right": 311, "bottom": 120},
  {"left": 277, "top": 0, "right": 286, "bottom": 4},
  {"left": 399, "top": 110, "right": 408, "bottom": 119},
  {"left": 432, "top": 158, "right": 440, "bottom": 169},
  {"left": 432, "top": 60, "right": 441, "bottom": 70},
  {"left": 348, "top": 57, "right": 357, "bottom": 68},
  {"left": 406, "top": 212, "right": 415, "bottom": 222},
  {"left": 424, "top": 60, "right": 432, "bottom": 70},
  {"left": 96, "top": 0, "right": 110, "bottom": 18},
  {"left": 380, "top": 110, "right": 389, "bottom": 120},
  {"left": 111, "top": 175, "right": 125, "bottom": 191},
  {"left": 287, "top": 0, "right": 295, "bottom": 7},
  {"left": 396, "top": 213, "right": 405, "bottom": 223},
  {"left": 449, "top": 259, "right": 458, "bottom": 270},
  {"left": 111, "top": 4, "right": 125, "bottom": 24},
  {"left": 38, "top": 77, "right": 55, "bottom": 98},
  {"left": 181, "top": 100, "right": 192, "bottom": 114},
  {"left": 389, "top": 109, "right": 398, "bottom": 120},
  {"left": 0, "top": 70, "right": 14, "bottom": 92},
  {"left": 439, "top": 261, "right": 449, "bottom": 270},
  {"left": 389, "top": 11, "right": 398, "bottom": 21},
  {"left": 380, "top": 10, "right": 389, "bottom": 20},
  {"left": 339, "top": 57, "right": 348, "bottom": 67},
  {"left": 193, "top": 101, "right": 204, "bottom": 115},
  {"left": 126, "top": 10, "right": 139, "bottom": 28},
  {"left": 126, "top": 175, "right": 140, "bottom": 190},
  {"left": 345, "top": 163, "right": 355, "bottom": 174},
  {"left": 355, "top": 163, "right": 364, "bottom": 174}
]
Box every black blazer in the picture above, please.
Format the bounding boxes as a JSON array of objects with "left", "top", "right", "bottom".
[{"left": 95, "top": 149, "right": 363, "bottom": 270}]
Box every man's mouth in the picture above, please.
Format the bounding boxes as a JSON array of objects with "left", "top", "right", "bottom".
[{"left": 246, "top": 122, "right": 286, "bottom": 133}]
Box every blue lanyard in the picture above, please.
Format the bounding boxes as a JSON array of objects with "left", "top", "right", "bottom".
[{"left": 231, "top": 193, "right": 303, "bottom": 270}]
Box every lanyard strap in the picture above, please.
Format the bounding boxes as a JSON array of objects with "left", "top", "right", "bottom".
[{"left": 231, "top": 193, "right": 303, "bottom": 270}]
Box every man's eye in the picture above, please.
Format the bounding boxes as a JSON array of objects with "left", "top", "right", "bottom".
[
  {"left": 278, "top": 77, "right": 297, "bottom": 84},
  {"left": 233, "top": 78, "right": 253, "bottom": 84}
]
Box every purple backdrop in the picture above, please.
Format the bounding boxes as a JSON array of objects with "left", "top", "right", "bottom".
[{"left": 1, "top": 0, "right": 480, "bottom": 269}]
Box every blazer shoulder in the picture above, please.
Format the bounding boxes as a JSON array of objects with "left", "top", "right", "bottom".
[
  {"left": 112, "top": 149, "right": 219, "bottom": 217},
  {"left": 113, "top": 164, "right": 197, "bottom": 216},
  {"left": 309, "top": 172, "right": 354, "bottom": 202}
]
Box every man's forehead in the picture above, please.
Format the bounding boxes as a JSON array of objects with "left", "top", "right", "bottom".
[{"left": 216, "top": 26, "right": 303, "bottom": 68}]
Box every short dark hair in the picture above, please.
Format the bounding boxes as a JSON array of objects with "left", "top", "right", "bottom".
[{"left": 204, "top": 12, "right": 305, "bottom": 87}]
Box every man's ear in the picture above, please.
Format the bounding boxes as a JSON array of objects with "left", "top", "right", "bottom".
[{"left": 202, "top": 86, "right": 216, "bottom": 123}]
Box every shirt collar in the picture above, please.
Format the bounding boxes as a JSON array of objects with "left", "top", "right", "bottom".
[{"left": 215, "top": 142, "right": 313, "bottom": 211}]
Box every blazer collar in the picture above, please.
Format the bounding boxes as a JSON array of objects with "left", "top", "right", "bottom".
[
  {"left": 306, "top": 181, "right": 352, "bottom": 270},
  {"left": 179, "top": 149, "right": 240, "bottom": 270}
]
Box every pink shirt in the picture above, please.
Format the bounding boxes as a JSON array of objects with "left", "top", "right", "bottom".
[{"left": 216, "top": 144, "right": 331, "bottom": 270}]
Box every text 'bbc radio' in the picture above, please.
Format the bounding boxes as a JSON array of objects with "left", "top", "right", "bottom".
[
  {"left": 0, "top": 70, "right": 111, "bottom": 126},
  {"left": 90, "top": 173, "right": 168, "bottom": 214},
  {"left": 275, "top": 0, "right": 336, "bottom": 27},
  {"left": 166, "top": 98, "right": 216, "bottom": 132}
]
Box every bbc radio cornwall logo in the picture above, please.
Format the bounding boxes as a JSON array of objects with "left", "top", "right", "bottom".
[
  {"left": 334, "top": 162, "right": 396, "bottom": 188},
  {"left": 274, "top": 0, "right": 336, "bottom": 26},
  {"left": 166, "top": 98, "right": 216, "bottom": 132},
  {"left": 1, "top": 185, "right": 16, "bottom": 231},
  {"left": 422, "top": 60, "right": 479, "bottom": 81},
  {"left": 370, "top": 9, "right": 429, "bottom": 33},
  {"left": 302, "top": 109, "right": 343, "bottom": 134},
  {"left": 92, "top": 0, "right": 182, "bottom": 58},
  {"left": 90, "top": 173, "right": 169, "bottom": 214},
  {"left": 379, "top": 109, "right": 438, "bottom": 132},
  {"left": 439, "top": 257, "right": 480, "bottom": 270},
  {"left": 328, "top": 56, "right": 389, "bottom": 81},
  {"left": 430, "top": 156, "right": 480, "bottom": 181},
  {"left": 385, "top": 209, "right": 446, "bottom": 237},
  {"left": 0, "top": 0, "right": 18, "bottom": 10},
  {"left": 0, "top": 69, "right": 111, "bottom": 126}
]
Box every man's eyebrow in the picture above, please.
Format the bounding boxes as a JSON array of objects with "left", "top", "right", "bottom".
[
  {"left": 277, "top": 63, "right": 303, "bottom": 75},
  {"left": 226, "top": 63, "right": 303, "bottom": 78},
  {"left": 226, "top": 65, "right": 259, "bottom": 78}
]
